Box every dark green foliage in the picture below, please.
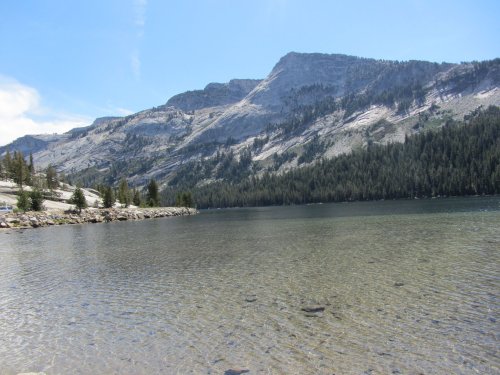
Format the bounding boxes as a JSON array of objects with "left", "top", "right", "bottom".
[
  {"left": 28, "top": 152, "right": 35, "bottom": 174},
  {"left": 147, "top": 179, "right": 160, "bottom": 207},
  {"left": 16, "top": 190, "right": 31, "bottom": 212},
  {"left": 225, "top": 137, "right": 238, "bottom": 146},
  {"left": 271, "top": 96, "right": 338, "bottom": 136},
  {"left": 46, "top": 165, "right": 59, "bottom": 190},
  {"left": 70, "top": 187, "right": 87, "bottom": 213},
  {"left": 162, "top": 106, "right": 500, "bottom": 208},
  {"left": 29, "top": 188, "right": 44, "bottom": 211},
  {"left": 2, "top": 149, "right": 12, "bottom": 180},
  {"left": 175, "top": 191, "right": 194, "bottom": 207},
  {"left": 132, "top": 188, "right": 142, "bottom": 206},
  {"left": 11, "top": 151, "right": 30, "bottom": 187},
  {"left": 168, "top": 149, "right": 255, "bottom": 190},
  {"left": 66, "top": 156, "right": 155, "bottom": 188},
  {"left": 0, "top": 149, "right": 36, "bottom": 187},
  {"left": 118, "top": 178, "right": 131, "bottom": 207},
  {"left": 15, "top": 188, "right": 45, "bottom": 212},
  {"left": 272, "top": 151, "right": 297, "bottom": 170},
  {"left": 267, "top": 80, "right": 431, "bottom": 138},
  {"left": 298, "top": 136, "right": 326, "bottom": 164},
  {"left": 445, "top": 59, "right": 500, "bottom": 93},
  {"left": 340, "top": 83, "right": 427, "bottom": 118},
  {"left": 102, "top": 186, "right": 115, "bottom": 208},
  {"left": 123, "top": 133, "right": 154, "bottom": 151},
  {"left": 252, "top": 136, "right": 269, "bottom": 151}
]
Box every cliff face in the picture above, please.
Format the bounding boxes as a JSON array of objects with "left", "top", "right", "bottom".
[
  {"left": 166, "top": 79, "right": 262, "bottom": 111},
  {"left": 3, "top": 53, "right": 500, "bottom": 188}
]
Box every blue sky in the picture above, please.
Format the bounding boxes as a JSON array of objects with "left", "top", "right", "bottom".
[{"left": 0, "top": 0, "right": 499, "bottom": 145}]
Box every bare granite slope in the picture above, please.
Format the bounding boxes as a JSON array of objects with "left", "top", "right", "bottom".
[{"left": 2, "top": 52, "right": 499, "bottom": 188}]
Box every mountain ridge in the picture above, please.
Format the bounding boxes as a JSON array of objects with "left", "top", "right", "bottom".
[{"left": 1, "top": 52, "right": 499, "bottom": 190}]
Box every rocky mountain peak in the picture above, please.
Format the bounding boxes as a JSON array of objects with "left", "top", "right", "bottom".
[
  {"left": 166, "top": 78, "right": 261, "bottom": 112},
  {"left": 1, "top": 52, "right": 498, "bottom": 189}
]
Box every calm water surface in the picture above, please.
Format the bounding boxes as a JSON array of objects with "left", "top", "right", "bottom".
[{"left": 0, "top": 197, "right": 499, "bottom": 374}]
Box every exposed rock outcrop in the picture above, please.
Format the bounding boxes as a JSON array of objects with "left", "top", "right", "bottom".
[
  {"left": 2, "top": 53, "right": 499, "bottom": 188},
  {"left": 166, "top": 79, "right": 262, "bottom": 111},
  {"left": 0, "top": 207, "right": 197, "bottom": 230}
]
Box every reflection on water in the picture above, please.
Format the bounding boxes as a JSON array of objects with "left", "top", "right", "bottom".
[{"left": 0, "top": 197, "right": 499, "bottom": 374}]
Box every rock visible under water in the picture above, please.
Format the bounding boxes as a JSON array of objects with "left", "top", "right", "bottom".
[
  {"left": 245, "top": 295, "right": 257, "bottom": 303},
  {"left": 224, "top": 369, "right": 250, "bottom": 375},
  {"left": 301, "top": 306, "right": 325, "bottom": 313}
]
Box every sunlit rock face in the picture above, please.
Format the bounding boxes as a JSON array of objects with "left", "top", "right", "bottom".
[{"left": 2, "top": 52, "right": 499, "bottom": 187}]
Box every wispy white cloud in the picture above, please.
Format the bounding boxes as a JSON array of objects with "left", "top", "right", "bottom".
[
  {"left": 0, "top": 77, "right": 92, "bottom": 146},
  {"left": 130, "top": 0, "right": 147, "bottom": 80},
  {"left": 134, "top": 0, "right": 148, "bottom": 28}
]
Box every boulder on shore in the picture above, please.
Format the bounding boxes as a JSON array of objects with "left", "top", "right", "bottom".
[{"left": 0, "top": 207, "right": 198, "bottom": 230}]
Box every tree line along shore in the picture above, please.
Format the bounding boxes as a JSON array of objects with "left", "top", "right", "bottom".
[
  {"left": 0, "top": 153, "right": 197, "bottom": 230},
  {"left": 1, "top": 106, "right": 499, "bottom": 214}
]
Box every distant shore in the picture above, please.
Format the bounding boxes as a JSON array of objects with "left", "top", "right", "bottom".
[{"left": 0, "top": 207, "right": 198, "bottom": 230}]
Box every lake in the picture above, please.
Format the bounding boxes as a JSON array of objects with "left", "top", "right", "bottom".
[{"left": 0, "top": 197, "right": 499, "bottom": 374}]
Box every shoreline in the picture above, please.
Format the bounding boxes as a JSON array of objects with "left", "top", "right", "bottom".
[{"left": 0, "top": 207, "right": 198, "bottom": 230}]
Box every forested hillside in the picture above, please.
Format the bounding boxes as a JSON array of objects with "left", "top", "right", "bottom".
[
  {"left": 161, "top": 106, "right": 500, "bottom": 208},
  {"left": 2, "top": 53, "right": 499, "bottom": 191}
]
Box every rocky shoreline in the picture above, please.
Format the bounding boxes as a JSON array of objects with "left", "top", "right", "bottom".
[{"left": 0, "top": 207, "right": 198, "bottom": 229}]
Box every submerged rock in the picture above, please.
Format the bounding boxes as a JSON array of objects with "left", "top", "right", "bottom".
[
  {"left": 301, "top": 306, "right": 325, "bottom": 313},
  {"left": 302, "top": 305, "right": 325, "bottom": 317},
  {"left": 224, "top": 369, "right": 250, "bottom": 375},
  {"left": 245, "top": 294, "right": 257, "bottom": 303}
]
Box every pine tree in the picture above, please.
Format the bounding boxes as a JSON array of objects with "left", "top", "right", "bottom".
[
  {"left": 70, "top": 187, "right": 87, "bottom": 213},
  {"left": 29, "top": 188, "right": 44, "bottom": 211},
  {"left": 16, "top": 190, "right": 31, "bottom": 212},
  {"left": 102, "top": 186, "right": 115, "bottom": 208},
  {"left": 132, "top": 188, "right": 141, "bottom": 207},
  {"left": 12, "top": 151, "right": 29, "bottom": 187},
  {"left": 147, "top": 179, "right": 160, "bottom": 207},
  {"left": 28, "top": 152, "right": 35, "bottom": 174},
  {"left": 175, "top": 191, "right": 193, "bottom": 207},
  {"left": 118, "top": 178, "right": 131, "bottom": 207},
  {"left": 161, "top": 106, "right": 500, "bottom": 208},
  {"left": 4, "top": 149, "right": 12, "bottom": 180},
  {"left": 46, "top": 165, "right": 59, "bottom": 190}
]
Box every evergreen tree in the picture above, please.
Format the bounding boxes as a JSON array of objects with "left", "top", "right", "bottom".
[
  {"left": 16, "top": 190, "right": 31, "bottom": 212},
  {"left": 161, "top": 106, "right": 500, "bottom": 208},
  {"left": 102, "top": 186, "right": 115, "bottom": 208},
  {"left": 29, "top": 188, "right": 44, "bottom": 211},
  {"left": 46, "top": 165, "right": 59, "bottom": 190},
  {"left": 118, "top": 178, "right": 131, "bottom": 207},
  {"left": 28, "top": 152, "right": 35, "bottom": 174},
  {"left": 4, "top": 149, "right": 12, "bottom": 180},
  {"left": 12, "top": 151, "right": 29, "bottom": 187},
  {"left": 70, "top": 187, "right": 87, "bottom": 213},
  {"left": 175, "top": 191, "right": 194, "bottom": 207},
  {"left": 132, "top": 188, "right": 142, "bottom": 207},
  {"left": 147, "top": 179, "right": 160, "bottom": 207}
]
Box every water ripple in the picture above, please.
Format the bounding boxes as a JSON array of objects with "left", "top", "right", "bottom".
[{"left": 0, "top": 198, "right": 499, "bottom": 374}]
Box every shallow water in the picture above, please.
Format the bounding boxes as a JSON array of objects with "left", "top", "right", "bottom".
[{"left": 0, "top": 197, "right": 499, "bottom": 374}]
